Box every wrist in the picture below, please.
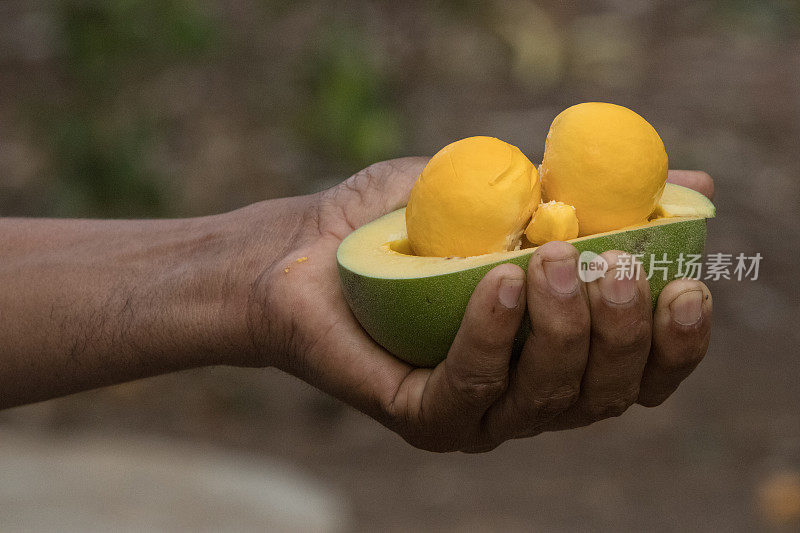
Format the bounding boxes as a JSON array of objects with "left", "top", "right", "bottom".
[
  {"left": 187, "top": 194, "right": 316, "bottom": 367},
  {"left": 144, "top": 214, "right": 256, "bottom": 370}
]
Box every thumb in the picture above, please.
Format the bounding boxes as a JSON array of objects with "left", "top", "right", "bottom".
[{"left": 332, "top": 157, "right": 429, "bottom": 229}]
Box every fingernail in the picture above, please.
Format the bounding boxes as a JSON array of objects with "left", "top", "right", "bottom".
[
  {"left": 543, "top": 258, "right": 579, "bottom": 294},
  {"left": 498, "top": 276, "right": 524, "bottom": 309},
  {"left": 599, "top": 268, "right": 637, "bottom": 304},
  {"left": 670, "top": 289, "right": 703, "bottom": 325}
]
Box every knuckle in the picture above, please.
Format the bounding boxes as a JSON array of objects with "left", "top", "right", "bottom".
[
  {"left": 448, "top": 365, "right": 508, "bottom": 406},
  {"left": 452, "top": 374, "right": 508, "bottom": 405},
  {"left": 501, "top": 383, "right": 580, "bottom": 434},
  {"left": 586, "top": 395, "right": 634, "bottom": 421},
  {"left": 595, "top": 318, "right": 650, "bottom": 354},
  {"left": 535, "top": 318, "right": 590, "bottom": 352},
  {"left": 534, "top": 384, "right": 581, "bottom": 417},
  {"left": 384, "top": 378, "right": 416, "bottom": 433},
  {"left": 563, "top": 321, "right": 591, "bottom": 346}
]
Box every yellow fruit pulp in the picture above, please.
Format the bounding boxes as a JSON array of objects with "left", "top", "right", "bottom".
[
  {"left": 406, "top": 136, "right": 541, "bottom": 257},
  {"left": 525, "top": 201, "right": 579, "bottom": 245},
  {"left": 540, "top": 102, "right": 668, "bottom": 236}
]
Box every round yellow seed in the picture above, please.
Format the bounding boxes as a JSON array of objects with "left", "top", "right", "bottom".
[
  {"left": 540, "top": 102, "right": 668, "bottom": 236},
  {"left": 406, "top": 136, "right": 540, "bottom": 257}
]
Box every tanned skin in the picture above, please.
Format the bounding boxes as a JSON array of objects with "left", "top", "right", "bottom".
[{"left": 0, "top": 159, "right": 714, "bottom": 452}]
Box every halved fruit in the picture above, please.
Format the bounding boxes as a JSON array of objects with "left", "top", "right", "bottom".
[{"left": 338, "top": 183, "right": 714, "bottom": 367}]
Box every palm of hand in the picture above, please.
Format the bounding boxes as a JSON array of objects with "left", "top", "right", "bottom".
[
  {"left": 261, "top": 159, "right": 426, "bottom": 426},
  {"left": 257, "top": 158, "right": 713, "bottom": 453}
]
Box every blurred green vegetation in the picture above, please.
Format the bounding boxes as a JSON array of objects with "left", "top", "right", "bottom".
[
  {"left": 44, "top": 0, "right": 217, "bottom": 217},
  {"left": 299, "top": 20, "right": 404, "bottom": 170},
  {"left": 61, "top": 0, "right": 216, "bottom": 85},
  {"left": 22, "top": 2, "right": 410, "bottom": 216},
  {"left": 712, "top": 0, "right": 800, "bottom": 37},
  {"left": 2, "top": 0, "right": 798, "bottom": 219}
]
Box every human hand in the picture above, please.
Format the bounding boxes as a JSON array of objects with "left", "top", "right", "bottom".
[{"left": 244, "top": 159, "right": 714, "bottom": 452}]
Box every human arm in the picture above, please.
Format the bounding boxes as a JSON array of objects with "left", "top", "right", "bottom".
[
  {"left": 0, "top": 197, "right": 307, "bottom": 406},
  {"left": 0, "top": 160, "right": 714, "bottom": 452}
]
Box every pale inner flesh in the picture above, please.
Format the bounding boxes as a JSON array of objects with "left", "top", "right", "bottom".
[{"left": 338, "top": 184, "right": 714, "bottom": 279}]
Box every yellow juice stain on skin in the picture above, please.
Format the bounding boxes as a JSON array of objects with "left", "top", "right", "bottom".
[{"left": 284, "top": 256, "right": 309, "bottom": 274}]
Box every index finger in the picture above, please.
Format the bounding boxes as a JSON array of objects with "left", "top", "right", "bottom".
[{"left": 667, "top": 170, "right": 714, "bottom": 200}]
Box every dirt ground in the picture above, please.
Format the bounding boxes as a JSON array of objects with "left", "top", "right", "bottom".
[{"left": 1, "top": 2, "right": 799, "bottom": 531}]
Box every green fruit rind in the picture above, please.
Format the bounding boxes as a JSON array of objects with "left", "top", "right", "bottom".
[{"left": 338, "top": 201, "right": 710, "bottom": 368}]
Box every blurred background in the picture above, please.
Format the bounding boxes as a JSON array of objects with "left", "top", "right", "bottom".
[{"left": 1, "top": 0, "right": 799, "bottom": 530}]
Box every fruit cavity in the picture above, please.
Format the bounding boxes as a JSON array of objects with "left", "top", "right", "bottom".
[{"left": 406, "top": 136, "right": 540, "bottom": 257}]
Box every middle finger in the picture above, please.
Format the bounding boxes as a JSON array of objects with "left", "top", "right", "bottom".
[
  {"left": 480, "top": 241, "right": 590, "bottom": 441},
  {"left": 546, "top": 250, "right": 652, "bottom": 429}
]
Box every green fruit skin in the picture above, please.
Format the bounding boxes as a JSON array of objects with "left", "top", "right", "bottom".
[{"left": 339, "top": 219, "right": 706, "bottom": 368}]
